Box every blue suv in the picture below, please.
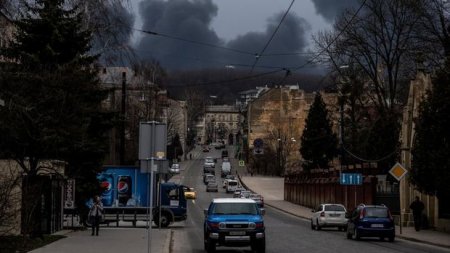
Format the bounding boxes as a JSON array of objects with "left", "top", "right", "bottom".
[
  {"left": 204, "top": 198, "right": 265, "bottom": 252},
  {"left": 346, "top": 204, "right": 395, "bottom": 242}
]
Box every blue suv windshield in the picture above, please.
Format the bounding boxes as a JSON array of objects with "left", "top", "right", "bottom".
[{"left": 212, "top": 203, "right": 258, "bottom": 215}]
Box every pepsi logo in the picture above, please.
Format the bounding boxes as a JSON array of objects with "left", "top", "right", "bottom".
[
  {"left": 101, "top": 181, "right": 111, "bottom": 192},
  {"left": 117, "top": 181, "right": 129, "bottom": 193}
]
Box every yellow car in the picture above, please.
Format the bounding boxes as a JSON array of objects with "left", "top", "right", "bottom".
[{"left": 184, "top": 188, "right": 196, "bottom": 199}]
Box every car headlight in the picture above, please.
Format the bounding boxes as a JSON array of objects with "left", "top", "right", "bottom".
[
  {"left": 248, "top": 222, "right": 256, "bottom": 229},
  {"left": 219, "top": 222, "right": 226, "bottom": 229}
]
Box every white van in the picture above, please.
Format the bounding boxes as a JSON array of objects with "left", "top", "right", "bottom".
[
  {"left": 221, "top": 161, "right": 231, "bottom": 177},
  {"left": 226, "top": 180, "right": 239, "bottom": 193}
]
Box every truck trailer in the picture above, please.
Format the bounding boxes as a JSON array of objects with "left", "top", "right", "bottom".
[{"left": 95, "top": 166, "right": 189, "bottom": 227}]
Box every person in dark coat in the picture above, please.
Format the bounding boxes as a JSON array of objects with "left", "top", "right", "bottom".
[
  {"left": 89, "top": 195, "right": 103, "bottom": 236},
  {"left": 410, "top": 196, "right": 425, "bottom": 231}
]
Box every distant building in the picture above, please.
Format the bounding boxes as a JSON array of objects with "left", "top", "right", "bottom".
[
  {"left": 399, "top": 71, "right": 450, "bottom": 231},
  {"left": 246, "top": 85, "right": 338, "bottom": 173},
  {"left": 99, "top": 67, "right": 173, "bottom": 164},
  {"left": 202, "top": 105, "right": 242, "bottom": 145}
]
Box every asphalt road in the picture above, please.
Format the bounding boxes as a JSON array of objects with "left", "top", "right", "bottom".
[{"left": 170, "top": 147, "right": 450, "bottom": 253}]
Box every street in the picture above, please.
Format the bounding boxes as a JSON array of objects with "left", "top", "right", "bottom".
[{"left": 169, "top": 146, "right": 450, "bottom": 253}]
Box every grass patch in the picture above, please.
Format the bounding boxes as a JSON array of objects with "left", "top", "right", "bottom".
[{"left": 0, "top": 235, "right": 65, "bottom": 253}]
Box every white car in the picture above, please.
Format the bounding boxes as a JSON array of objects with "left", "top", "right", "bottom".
[
  {"left": 169, "top": 163, "right": 180, "bottom": 174},
  {"left": 311, "top": 203, "right": 347, "bottom": 231}
]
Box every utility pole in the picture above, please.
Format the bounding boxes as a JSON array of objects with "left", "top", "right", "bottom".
[
  {"left": 339, "top": 96, "right": 345, "bottom": 168},
  {"left": 120, "top": 71, "right": 126, "bottom": 165}
]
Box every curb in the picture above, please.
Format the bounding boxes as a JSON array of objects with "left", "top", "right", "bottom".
[
  {"left": 395, "top": 235, "right": 450, "bottom": 249},
  {"left": 166, "top": 229, "right": 173, "bottom": 253}
]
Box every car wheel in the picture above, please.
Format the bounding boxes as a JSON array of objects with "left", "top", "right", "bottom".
[
  {"left": 354, "top": 228, "right": 360, "bottom": 240},
  {"left": 154, "top": 212, "right": 171, "bottom": 228},
  {"left": 205, "top": 238, "right": 216, "bottom": 253},
  {"left": 388, "top": 236, "right": 395, "bottom": 242},
  {"left": 316, "top": 219, "right": 321, "bottom": 230}
]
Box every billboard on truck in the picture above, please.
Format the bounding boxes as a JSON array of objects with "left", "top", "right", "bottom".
[{"left": 98, "top": 166, "right": 151, "bottom": 207}]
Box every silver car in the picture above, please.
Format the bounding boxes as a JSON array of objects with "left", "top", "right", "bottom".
[
  {"left": 206, "top": 181, "right": 219, "bottom": 192},
  {"left": 311, "top": 203, "right": 347, "bottom": 231}
]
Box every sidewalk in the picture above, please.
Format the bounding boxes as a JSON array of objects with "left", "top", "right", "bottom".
[
  {"left": 228, "top": 147, "right": 450, "bottom": 249},
  {"left": 30, "top": 225, "right": 171, "bottom": 253}
]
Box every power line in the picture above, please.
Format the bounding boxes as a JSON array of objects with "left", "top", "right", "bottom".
[
  {"left": 133, "top": 28, "right": 256, "bottom": 56},
  {"left": 250, "top": 0, "right": 295, "bottom": 73}
]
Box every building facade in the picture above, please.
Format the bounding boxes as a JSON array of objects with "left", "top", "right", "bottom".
[
  {"left": 246, "top": 85, "right": 339, "bottom": 173},
  {"left": 202, "top": 105, "right": 242, "bottom": 145},
  {"left": 399, "top": 71, "right": 450, "bottom": 231}
]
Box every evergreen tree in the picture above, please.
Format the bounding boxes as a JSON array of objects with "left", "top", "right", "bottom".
[
  {"left": 0, "top": 0, "right": 114, "bottom": 231},
  {"left": 411, "top": 62, "right": 450, "bottom": 200},
  {"left": 300, "top": 93, "right": 337, "bottom": 172}
]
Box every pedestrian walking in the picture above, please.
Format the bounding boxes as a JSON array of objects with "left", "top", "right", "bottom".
[
  {"left": 410, "top": 196, "right": 425, "bottom": 231},
  {"left": 89, "top": 195, "right": 103, "bottom": 236}
]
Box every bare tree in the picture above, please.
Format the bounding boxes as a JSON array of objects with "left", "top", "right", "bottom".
[
  {"left": 314, "top": 0, "right": 422, "bottom": 115},
  {"left": 0, "top": 163, "right": 21, "bottom": 236}
]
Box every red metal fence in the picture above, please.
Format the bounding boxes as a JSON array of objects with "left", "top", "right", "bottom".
[{"left": 284, "top": 175, "right": 378, "bottom": 211}]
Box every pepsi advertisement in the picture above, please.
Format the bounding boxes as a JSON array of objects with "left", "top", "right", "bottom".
[{"left": 97, "top": 166, "right": 149, "bottom": 207}]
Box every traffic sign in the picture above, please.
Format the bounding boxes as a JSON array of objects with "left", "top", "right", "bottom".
[
  {"left": 253, "top": 138, "right": 263, "bottom": 148},
  {"left": 340, "top": 173, "right": 363, "bottom": 185},
  {"left": 239, "top": 160, "right": 245, "bottom": 167},
  {"left": 389, "top": 162, "right": 407, "bottom": 181}
]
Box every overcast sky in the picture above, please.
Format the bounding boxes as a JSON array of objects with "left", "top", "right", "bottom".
[{"left": 128, "top": 0, "right": 358, "bottom": 72}]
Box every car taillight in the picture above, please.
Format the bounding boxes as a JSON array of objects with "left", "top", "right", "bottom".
[{"left": 320, "top": 212, "right": 325, "bottom": 217}]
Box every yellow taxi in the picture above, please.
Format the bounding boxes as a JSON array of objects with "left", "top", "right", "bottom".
[{"left": 184, "top": 187, "right": 196, "bottom": 199}]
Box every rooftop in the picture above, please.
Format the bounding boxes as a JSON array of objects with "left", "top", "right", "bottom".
[{"left": 212, "top": 198, "right": 256, "bottom": 204}]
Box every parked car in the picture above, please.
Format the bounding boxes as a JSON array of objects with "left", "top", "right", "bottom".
[
  {"left": 249, "top": 194, "right": 264, "bottom": 208},
  {"left": 184, "top": 187, "right": 197, "bottom": 199},
  {"left": 346, "top": 204, "right": 395, "bottom": 242},
  {"left": 232, "top": 187, "right": 247, "bottom": 198},
  {"left": 310, "top": 204, "right": 347, "bottom": 231},
  {"left": 203, "top": 198, "right": 265, "bottom": 253},
  {"left": 169, "top": 163, "right": 180, "bottom": 174},
  {"left": 206, "top": 181, "right": 219, "bottom": 192}
]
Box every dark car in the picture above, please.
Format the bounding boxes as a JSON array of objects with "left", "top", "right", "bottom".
[{"left": 346, "top": 204, "right": 395, "bottom": 242}]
